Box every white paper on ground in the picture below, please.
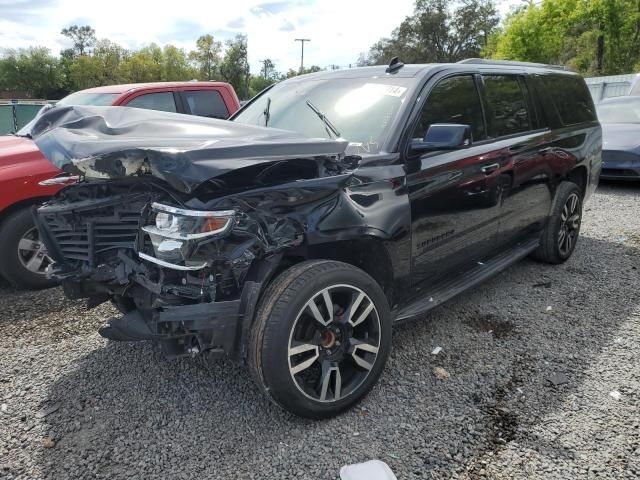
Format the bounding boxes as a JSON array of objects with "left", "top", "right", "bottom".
[{"left": 340, "top": 460, "right": 397, "bottom": 480}]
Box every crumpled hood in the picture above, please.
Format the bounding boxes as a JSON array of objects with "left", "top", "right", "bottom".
[
  {"left": 31, "top": 105, "right": 348, "bottom": 193},
  {"left": 602, "top": 123, "right": 640, "bottom": 152}
]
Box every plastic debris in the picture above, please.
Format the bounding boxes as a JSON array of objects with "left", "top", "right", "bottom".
[
  {"left": 433, "top": 367, "right": 450, "bottom": 380},
  {"left": 547, "top": 373, "right": 569, "bottom": 386},
  {"left": 36, "top": 403, "right": 60, "bottom": 419},
  {"left": 546, "top": 306, "right": 553, "bottom": 312},
  {"left": 340, "top": 460, "right": 397, "bottom": 480},
  {"left": 609, "top": 390, "right": 622, "bottom": 400},
  {"left": 431, "top": 346, "right": 443, "bottom": 355}
]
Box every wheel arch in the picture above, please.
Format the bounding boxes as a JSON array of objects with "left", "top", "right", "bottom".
[
  {"left": 0, "top": 196, "right": 51, "bottom": 227},
  {"left": 245, "top": 235, "right": 396, "bottom": 307},
  {"left": 565, "top": 165, "right": 588, "bottom": 199}
]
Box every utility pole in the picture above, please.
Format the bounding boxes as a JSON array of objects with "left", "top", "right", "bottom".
[{"left": 295, "top": 38, "right": 310, "bottom": 73}]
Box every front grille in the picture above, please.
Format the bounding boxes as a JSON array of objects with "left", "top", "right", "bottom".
[
  {"left": 43, "top": 207, "right": 142, "bottom": 265},
  {"left": 601, "top": 168, "right": 640, "bottom": 178},
  {"left": 39, "top": 190, "right": 160, "bottom": 268},
  {"left": 602, "top": 150, "right": 640, "bottom": 164}
]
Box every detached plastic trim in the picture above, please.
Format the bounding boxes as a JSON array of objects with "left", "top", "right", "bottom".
[{"left": 138, "top": 251, "right": 207, "bottom": 271}]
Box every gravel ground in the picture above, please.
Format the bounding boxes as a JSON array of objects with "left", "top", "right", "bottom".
[{"left": 1, "top": 183, "right": 639, "bottom": 480}]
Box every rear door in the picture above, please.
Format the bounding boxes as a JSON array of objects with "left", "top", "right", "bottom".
[
  {"left": 479, "top": 73, "right": 554, "bottom": 245},
  {"left": 405, "top": 73, "right": 506, "bottom": 286}
]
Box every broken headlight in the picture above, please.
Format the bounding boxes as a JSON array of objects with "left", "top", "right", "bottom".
[{"left": 139, "top": 202, "right": 235, "bottom": 269}]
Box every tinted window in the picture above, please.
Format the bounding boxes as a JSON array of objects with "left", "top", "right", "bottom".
[
  {"left": 183, "top": 90, "right": 229, "bottom": 119},
  {"left": 482, "top": 75, "right": 531, "bottom": 137},
  {"left": 542, "top": 75, "right": 597, "bottom": 125},
  {"left": 413, "top": 75, "right": 485, "bottom": 142},
  {"left": 126, "top": 92, "right": 177, "bottom": 113}
]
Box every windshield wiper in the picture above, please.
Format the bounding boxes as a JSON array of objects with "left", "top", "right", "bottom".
[
  {"left": 263, "top": 97, "right": 271, "bottom": 127},
  {"left": 305, "top": 100, "right": 341, "bottom": 139}
]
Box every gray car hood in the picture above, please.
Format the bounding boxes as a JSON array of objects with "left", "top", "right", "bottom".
[
  {"left": 601, "top": 123, "right": 640, "bottom": 152},
  {"left": 31, "top": 105, "right": 348, "bottom": 193}
]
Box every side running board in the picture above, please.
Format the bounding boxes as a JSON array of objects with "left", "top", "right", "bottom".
[{"left": 394, "top": 238, "right": 539, "bottom": 323}]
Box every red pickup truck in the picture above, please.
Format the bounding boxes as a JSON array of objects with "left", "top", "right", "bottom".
[{"left": 0, "top": 81, "right": 240, "bottom": 288}]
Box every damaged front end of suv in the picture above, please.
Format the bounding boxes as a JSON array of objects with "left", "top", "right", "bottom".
[{"left": 32, "top": 105, "right": 363, "bottom": 358}]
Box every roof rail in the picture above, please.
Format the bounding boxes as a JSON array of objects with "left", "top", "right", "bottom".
[{"left": 457, "top": 58, "right": 573, "bottom": 72}]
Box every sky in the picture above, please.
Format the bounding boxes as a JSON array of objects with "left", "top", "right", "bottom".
[{"left": 0, "top": 0, "right": 521, "bottom": 75}]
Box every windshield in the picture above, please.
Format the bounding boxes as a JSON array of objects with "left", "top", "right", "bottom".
[
  {"left": 16, "top": 92, "right": 120, "bottom": 136},
  {"left": 233, "top": 77, "right": 412, "bottom": 154},
  {"left": 597, "top": 99, "right": 640, "bottom": 124},
  {"left": 56, "top": 92, "right": 120, "bottom": 107}
]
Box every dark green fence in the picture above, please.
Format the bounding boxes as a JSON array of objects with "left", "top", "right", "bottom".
[{"left": 0, "top": 102, "right": 51, "bottom": 134}]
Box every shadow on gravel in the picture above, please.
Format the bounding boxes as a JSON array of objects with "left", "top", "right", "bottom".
[{"left": 33, "top": 236, "right": 640, "bottom": 479}]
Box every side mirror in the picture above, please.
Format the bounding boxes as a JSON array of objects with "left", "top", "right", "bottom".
[{"left": 411, "top": 123, "right": 472, "bottom": 152}]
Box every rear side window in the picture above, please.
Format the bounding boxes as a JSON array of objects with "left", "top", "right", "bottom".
[
  {"left": 183, "top": 90, "right": 229, "bottom": 119},
  {"left": 126, "top": 92, "right": 177, "bottom": 113},
  {"left": 542, "top": 75, "right": 597, "bottom": 125},
  {"left": 414, "top": 75, "right": 486, "bottom": 142},
  {"left": 482, "top": 75, "right": 531, "bottom": 137}
]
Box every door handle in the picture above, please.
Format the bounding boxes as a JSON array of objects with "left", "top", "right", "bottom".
[{"left": 481, "top": 163, "right": 500, "bottom": 174}]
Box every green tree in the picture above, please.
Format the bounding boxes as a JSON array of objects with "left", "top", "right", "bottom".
[
  {"left": 284, "top": 65, "right": 322, "bottom": 78},
  {"left": 249, "top": 59, "right": 281, "bottom": 97},
  {"left": 367, "top": 0, "right": 500, "bottom": 64},
  {"left": 118, "top": 47, "right": 163, "bottom": 83},
  {"left": 490, "top": 0, "right": 640, "bottom": 75},
  {"left": 92, "top": 39, "right": 128, "bottom": 84},
  {"left": 189, "top": 34, "right": 222, "bottom": 80},
  {"left": 68, "top": 54, "right": 103, "bottom": 90},
  {"left": 0, "top": 48, "right": 63, "bottom": 98},
  {"left": 163, "top": 45, "right": 195, "bottom": 81},
  {"left": 219, "top": 35, "right": 250, "bottom": 99},
  {"left": 60, "top": 25, "right": 96, "bottom": 56}
]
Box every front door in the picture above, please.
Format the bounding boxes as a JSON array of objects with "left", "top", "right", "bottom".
[{"left": 405, "top": 74, "right": 507, "bottom": 287}]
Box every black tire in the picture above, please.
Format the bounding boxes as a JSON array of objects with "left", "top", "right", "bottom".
[
  {"left": 531, "top": 182, "right": 582, "bottom": 264},
  {"left": 249, "top": 260, "right": 392, "bottom": 419},
  {"left": 0, "top": 207, "right": 57, "bottom": 289}
]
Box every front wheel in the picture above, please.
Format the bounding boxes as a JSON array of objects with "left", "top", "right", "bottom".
[
  {"left": 249, "top": 260, "right": 392, "bottom": 419},
  {"left": 0, "top": 207, "right": 56, "bottom": 289}
]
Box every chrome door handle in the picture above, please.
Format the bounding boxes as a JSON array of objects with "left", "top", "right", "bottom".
[{"left": 481, "top": 163, "right": 500, "bottom": 174}]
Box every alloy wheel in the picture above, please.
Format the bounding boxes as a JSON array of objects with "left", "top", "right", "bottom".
[
  {"left": 287, "top": 284, "right": 381, "bottom": 403},
  {"left": 17, "top": 227, "right": 52, "bottom": 275},
  {"left": 558, "top": 192, "right": 581, "bottom": 256}
]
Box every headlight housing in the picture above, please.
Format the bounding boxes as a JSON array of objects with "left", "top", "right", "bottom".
[{"left": 139, "top": 202, "right": 235, "bottom": 269}]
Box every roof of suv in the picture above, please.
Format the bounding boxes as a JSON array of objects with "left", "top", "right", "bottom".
[
  {"left": 79, "top": 81, "right": 231, "bottom": 94},
  {"left": 289, "top": 59, "right": 577, "bottom": 82}
]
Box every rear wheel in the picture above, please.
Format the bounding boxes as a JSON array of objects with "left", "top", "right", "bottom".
[
  {"left": 0, "top": 207, "right": 56, "bottom": 289},
  {"left": 249, "top": 260, "right": 391, "bottom": 419},
  {"left": 531, "top": 182, "right": 582, "bottom": 264}
]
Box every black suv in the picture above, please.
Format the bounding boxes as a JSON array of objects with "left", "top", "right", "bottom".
[{"left": 32, "top": 59, "right": 601, "bottom": 418}]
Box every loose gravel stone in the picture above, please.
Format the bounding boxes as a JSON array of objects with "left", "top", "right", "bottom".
[{"left": 0, "top": 183, "right": 638, "bottom": 479}]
